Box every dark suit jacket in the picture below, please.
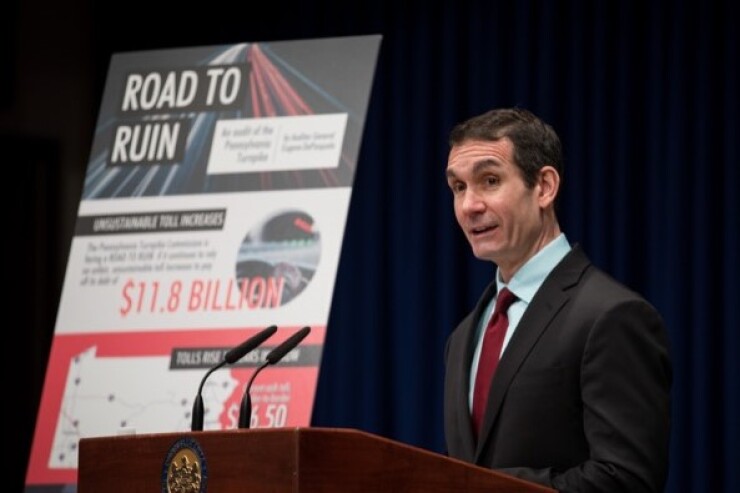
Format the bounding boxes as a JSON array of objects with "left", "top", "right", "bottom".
[{"left": 444, "top": 245, "right": 672, "bottom": 493}]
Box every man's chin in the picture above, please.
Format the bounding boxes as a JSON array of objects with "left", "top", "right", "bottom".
[{"left": 471, "top": 246, "right": 499, "bottom": 263}]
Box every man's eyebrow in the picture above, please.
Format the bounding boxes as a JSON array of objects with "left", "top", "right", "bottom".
[
  {"left": 445, "top": 159, "right": 501, "bottom": 180},
  {"left": 472, "top": 159, "right": 502, "bottom": 173}
]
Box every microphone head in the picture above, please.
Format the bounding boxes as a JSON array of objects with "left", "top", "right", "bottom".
[
  {"left": 224, "top": 325, "right": 278, "bottom": 364},
  {"left": 266, "top": 326, "right": 311, "bottom": 365}
]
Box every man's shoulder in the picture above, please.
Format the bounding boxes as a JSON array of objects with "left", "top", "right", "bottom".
[
  {"left": 561, "top": 250, "right": 663, "bottom": 323},
  {"left": 555, "top": 245, "right": 653, "bottom": 304}
]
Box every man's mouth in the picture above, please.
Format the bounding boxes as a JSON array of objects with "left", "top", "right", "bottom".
[{"left": 470, "top": 224, "right": 497, "bottom": 236}]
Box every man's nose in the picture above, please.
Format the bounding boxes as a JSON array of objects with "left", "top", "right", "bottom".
[{"left": 461, "top": 190, "right": 485, "bottom": 213}]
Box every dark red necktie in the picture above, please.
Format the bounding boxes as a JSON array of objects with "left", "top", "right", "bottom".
[{"left": 471, "top": 287, "right": 516, "bottom": 436}]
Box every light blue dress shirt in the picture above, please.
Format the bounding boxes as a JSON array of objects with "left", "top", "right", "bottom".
[{"left": 468, "top": 233, "right": 572, "bottom": 410}]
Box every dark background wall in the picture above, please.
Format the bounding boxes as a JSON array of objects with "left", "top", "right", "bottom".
[{"left": 3, "top": 1, "right": 737, "bottom": 492}]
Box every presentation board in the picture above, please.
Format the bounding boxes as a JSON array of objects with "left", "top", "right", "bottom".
[{"left": 25, "top": 35, "right": 381, "bottom": 492}]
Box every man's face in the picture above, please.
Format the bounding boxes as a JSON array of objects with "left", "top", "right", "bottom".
[{"left": 446, "top": 138, "right": 546, "bottom": 274}]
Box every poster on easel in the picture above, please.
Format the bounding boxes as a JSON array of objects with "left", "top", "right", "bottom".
[{"left": 25, "top": 34, "right": 382, "bottom": 492}]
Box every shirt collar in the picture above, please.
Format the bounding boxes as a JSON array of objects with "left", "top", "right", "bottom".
[{"left": 495, "top": 233, "right": 571, "bottom": 304}]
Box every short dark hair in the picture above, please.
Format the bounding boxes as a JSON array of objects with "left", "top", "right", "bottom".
[{"left": 448, "top": 107, "right": 563, "bottom": 190}]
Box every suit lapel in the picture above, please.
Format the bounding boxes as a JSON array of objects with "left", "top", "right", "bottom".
[
  {"left": 474, "top": 246, "right": 590, "bottom": 461},
  {"left": 457, "top": 281, "right": 498, "bottom": 459}
]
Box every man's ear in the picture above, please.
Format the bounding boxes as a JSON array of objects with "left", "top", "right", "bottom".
[{"left": 537, "top": 165, "right": 560, "bottom": 208}]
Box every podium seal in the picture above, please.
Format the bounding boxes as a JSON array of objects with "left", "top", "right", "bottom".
[{"left": 161, "top": 437, "right": 208, "bottom": 493}]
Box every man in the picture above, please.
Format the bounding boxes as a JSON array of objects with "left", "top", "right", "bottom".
[{"left": 443, "top": 107, "right": 672, "bottom": 492}]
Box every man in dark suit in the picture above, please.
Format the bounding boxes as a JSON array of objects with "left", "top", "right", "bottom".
[{"left": 443, "top": 107, "right": 672, "bottom": 492}]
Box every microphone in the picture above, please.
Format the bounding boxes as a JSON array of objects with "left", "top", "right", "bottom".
[
  {"left": 238, "top": 326, "right": 311, "bottom": 429},
  {"left": 190, "top": 325, "right": 277, "bottom": 431}
]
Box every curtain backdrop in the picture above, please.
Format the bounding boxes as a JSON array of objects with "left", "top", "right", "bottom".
[
  {"left": 306, "top": 3, "right": 738, "bottom": 493},
  {"left": 12, "top": 1, "right": 737, "bottom": 492}
]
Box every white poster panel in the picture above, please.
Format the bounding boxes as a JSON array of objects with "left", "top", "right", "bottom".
[{"left": 26, "top": 35, "right": 381, "bottom": 491}]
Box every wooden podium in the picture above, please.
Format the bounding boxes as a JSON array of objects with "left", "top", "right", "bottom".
[{"left": 78, "top": 427, "right": 555, "bottom": 492}]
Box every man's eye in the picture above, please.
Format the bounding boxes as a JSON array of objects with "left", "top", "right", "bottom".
[
  {"left": 450, "top": 182, "right": 466, "bottom": 193},
  {"left": 485, "top": 175, "right": 500, "bottom": 186}
]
